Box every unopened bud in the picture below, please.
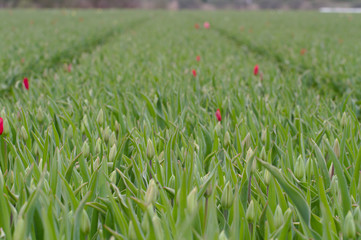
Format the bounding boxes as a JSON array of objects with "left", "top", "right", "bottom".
[
  {"left": 294, "top": 155, "right": 305, "bottom": 180},
  {"left": 128, "top": 221, "right": 137, "bottom": 240},
  {"left": 109, "top": 144, "right": 117, "bottom": 162},
  {"left": 242, "top": 133, "right": 251, "bottom": 150},
  {"left": 67, "top": 125, "right": 73, "bottom": 138},
  {"left": 80, "top": 210, "right": 90, "bottom": 235},
  {"left": 37, "top": 107, "right": 45, "bottom": 122},
  {"left": 221, "top": 182, "right": 234, "bottom": 209},
  {"left": 274, "top": 205, "right": 284, "bottom": 229},
  {"left": 261, "top": 129, "right": 267, "bottom": 142},
  {"left": 95, "top": 138, "right": 102, "bottom": 154},
  {"left": 264, "top": 170, "right": 272, "bottom": 186},
  {"left": 110, "top": 170, "right": 117, "bottom": 185},
  {"left": 2, "top": 118, "right": 10, "bottom": 135},
  {"left": 103, "top": 126, "right": 111, "bottom": 143},
  {"left": 147, "top": 139, "right": 155, "bottom": 160},
  {"left": 13, "top": 217, "right": 26, "bottom": 240},
  {"left": 145, "top": 179, "right": 158, "bottom": 205},
  {"left": 224, "top": 131, "right": 230, "bottom": 148},
  {"left": 187, "top": 187, "right": 198, "bottom": 215},
  {"left": 97, "top": 109, "right": 104, "bottom": 126},
  {"left": 168, "top": 175, "right": 175, "bottom": 189},
  {"left": 246, "top": 200, "right": 255, "bottom": 222},
  {"left": 109, "top": 132, "right": 117, "bottom": 147},
  {"left": 219, "top": 230, "right": 228, "bottom": 240},
  {"left": 341, "top": 112, "right": 348, "bottom": 128},
  {"left": 343, "top": 211, "right": 356, "bottom": 239},
  {"left": 81, "top": 141, "right": 90, "bottom": 158},
  {"left": 20, "top": 126, "right": 28, "bottom": 141}
]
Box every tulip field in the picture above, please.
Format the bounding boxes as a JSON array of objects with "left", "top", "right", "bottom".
[{"left": 1, "top": 9, "right": 361, "bottom": 240}]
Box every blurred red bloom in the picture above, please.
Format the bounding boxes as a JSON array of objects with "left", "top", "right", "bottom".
[
  {"left": 192, "top": 69, "right": 197, "bottom": 77},
  {"left": 204, "top": 22, "right": 210, "bottom": 29},
  {"left": 194, "top": 23, "right": 200, "bottom": 29},
  {"left": 196, "top": 55, "right": 200, "bottom": 62},
  {"left": 23, "top": 78, "right": 29, "bottom": 90},
  {"left": 300, "top": 48, "right": 307, "bottom": 55},
  {"left": 253, "top": 65, "right": 259, "bottom": 76},
  {"left": 216, "top": 109, "right": 221, "bottom": 122},
  {"left": 0, "top": 117, "right": 3, "bottom": 135},
  {"left": 68, "top": 64, "right": 72, "bottom": 73}
]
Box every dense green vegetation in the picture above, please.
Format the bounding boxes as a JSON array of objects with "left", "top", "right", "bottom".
[{"left": 0, "top": 10, "right": 361, "bottom": 240}]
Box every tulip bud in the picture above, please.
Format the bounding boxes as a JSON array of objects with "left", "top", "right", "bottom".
[
  {"left": 168, "top": 175, "right": 175, "bottom": 189},
  {"left": 13, "top": 217, "right": 26, "bottom": 240},
  {"left": 67, "top": 125, "right": 73, "bottom": 138},
  {"left": 20, "top": 126, "right": 28, "bottom": 141},
  {"left": 343, "top": 211, "right": 356, "bottom": 239},
  {"left": 330, "top": 176, "right": 338, "bottom": 196},
  {"left": 37, "top": 107, "right": 45, "bottom": 122},
  {"left": 128, "top": 221, "right": 137, "bottom": 240},
  {"left": 95, "top": 138, "right": 102, "bottom": 154},
  {"left": 354, "top": 207, "right": 361, "bottom": 233},
  {"left": 97, "top": 109, "right": 104, "bottom": 126},
  {"left": 109, "top": 144, "right": 117, "bottom": 162},
  {"left": 333, "top": 139, "right": 340, "bottom": 159},
  {"left": 152, "top": 215, "right": 163, "bottom": 239},
  {"left": 115, "top": 120, "right": 121, "bottom": 133},
  {"left": 187, "top": 187, "right": 198, "bottom": 215},
  {"left": 205, "top": 183, "right": 213, "bottom": 198},
  {"left": 109, "top": 131, "right": 117, "bottom": 147},
  {"left": 261, "top": 129, "right": 267, "bottom": 143},
  {"left": 274, "top": 205, "right": 284, "bottom": 229},
  {"left": 264, "top": 170, "right": 272, "bottom": 186},
  {"left": 103, "top": 126, "right": 111, "bottom": 143},
  {"left": 221, "top": 182, "right": 234, "bottom": 209},
  {"left": 294, "top": 155, "right": 305, "bottom": 180},
  {"left": 80, "top": 210, "right": 90, "bottom": 235},
  {"left": 306, "top": 158, "right": 314, "bottom": 178},
  {"left": 110, "top": 170, "right": 117, "bottom": 185},
  {"left": 145, "top": 179, "right": 158, "bottom": 205},
  {"left": 147, "top": 139, "right": 155, "bottom": 160},
  {"left": 219, "top": 230, "right": 228, "bottom": 240},
  {"left": 93, "top": 157, "right": 100, "bottom": 170},
  {"left": 81, "top": 141, "right": 90, "bottom": 158},
  {"left": 141, "top": 213, "right": 150, "bottom": 234},
  {"left": 3, "top": 118, "right": 10, "bottom": 135},
  {"left": 242, "top": 133, "right": 251, "bottom": 150},
  {"left": 224, "top": 131, "right": 230, "bottom": 148},
  {"left": 341, "top": 112, "right": 348, "bottom": 128},
  {"left": 246, "top": 200, "right": 255, "bottom": 222},
  {"left": 260, "top": 146, "right": 266, "bottom": 160},
  {"left": 215, "top": 122, "right": 222, "bottom": 136}
]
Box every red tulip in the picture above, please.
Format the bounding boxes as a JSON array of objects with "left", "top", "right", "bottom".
[
  {"left": 194, "top": 23, "right": 200, "bottom": 29},
  {"left": 253, "top": 65, "right": 259, "bottom": 76},
  {"left": 216, "top": 109, "right": 221, "bottom": 122},
  {"left": 192, "top": 69, "right": 197, "bottom": 77},
  {"left": 300, "top": 48, "right": 307, "bottom": 55},
  {"left": 204, "top": 22, "right": 210, "bottom": 29},
  {"left": 196, "top": 55, "right": 200, "bottom": 62},
  {"left": 68, "top": 64, "right": 72, "bottom": 72},
  {"left": 0, "top": 117, "right": 3, "bottom": 135},
  {"left": 23, "top": 78, "right": 29, "bottom": 90}
]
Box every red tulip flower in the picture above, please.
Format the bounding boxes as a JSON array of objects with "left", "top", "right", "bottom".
[
  {"left": 192, "top": 69, "right": 197, "bottom": 77},
  {"left": 23, "top": 78, "right": 29, "bottom": 90},
  {"left": 216, "top": 109, "right": 221, "bottom": 122},
  {"left": 0, "top": 117, "right": 3, "bottom": 135},
  {"left": 194, "top": 23, "right": 200, "bottom": 29},
  {"left": 300, "top": 48, "right": 307, "bottom": 55},
  {"left": 196, "top": 55, "right": 200, "bottom": 62},
  {"left": 204, "top": 22, "right": 210, "bottom": 29},
  {"left": 253, "top": 65, "right": 259, "bottom": 76},
  {"left": 68, "top": 64, "right": 72, "bottom": 73}
]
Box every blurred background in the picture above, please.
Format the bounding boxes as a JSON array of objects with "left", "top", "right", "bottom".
[{"left": 0, "top": 0, "right": 360, "bottom": 9}]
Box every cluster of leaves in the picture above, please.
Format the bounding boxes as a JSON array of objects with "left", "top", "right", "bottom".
[{"left": 0, "top": 10, "right": 361, "bottom": 240}]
